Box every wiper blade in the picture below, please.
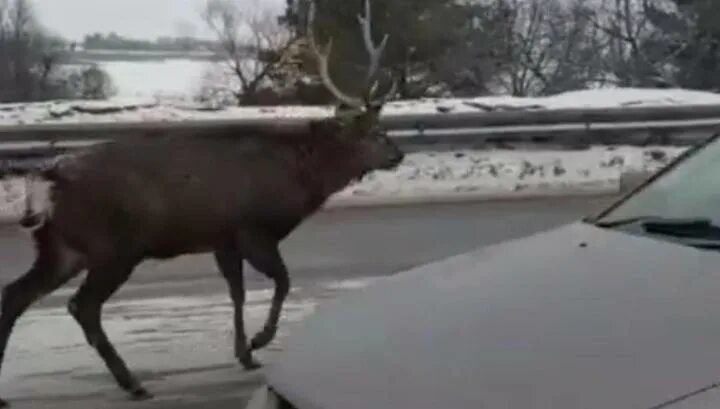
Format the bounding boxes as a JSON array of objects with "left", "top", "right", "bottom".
[
  {"left": 646, "top": 381, "right": 720, "bottom": 409},
  {"left": 595, "top": 216, "right": 712, "bottom": 229},
  {"left": 642, "top": 218, "right": 720, "bottom": 238},
  {"left": 680, "top": 239, "right": 720, "bottom": 250},
  {"left": 597, "top": 216, "right": 720, "bottom": 242},
  {"left": 595, "top": 216, "right": 720, "bottom": 250}
]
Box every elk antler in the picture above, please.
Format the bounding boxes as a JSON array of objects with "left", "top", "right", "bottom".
[
  {"left": 356, "top": 0, "right": 390, "bottom": 103},
  {"left": 307, "top": 1, "right": 364, "bottom": 109},
  {"left": 306, "top": 0, "right": 394, "bottom": 109}
]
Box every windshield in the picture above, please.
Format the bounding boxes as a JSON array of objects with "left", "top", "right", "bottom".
[{"left": 595, "top": 135, "right": 720, "bottom": 226}]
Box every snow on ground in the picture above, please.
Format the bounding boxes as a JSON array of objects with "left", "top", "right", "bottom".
[
  {"left": 1, "top": 87, "right": 720, "bottom": 126},
  {"left": 0, "top": 277, "right": 381, "bottom": 405},
  {"left": 334, "top": 145, "right": 685, "bottom": 201},
  {"left": 0, "top": 145, "right": 687, "bottom": 221},
  {"left": 391, "top": 87, "right": 720, "bottom": 115}
]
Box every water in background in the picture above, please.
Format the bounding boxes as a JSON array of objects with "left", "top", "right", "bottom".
[{"left": 97, "top": 59, "right": 215, "bottom": 100}]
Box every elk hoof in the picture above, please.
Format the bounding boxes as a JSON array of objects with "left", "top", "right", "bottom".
[
  {"left": 128, "top": 387, "right": 153, "bottom": 401},
  {"left": 250, "top": 328, "right": 276, "bottom": 351},
  {"left": 0, "top": 397, "right": 8, "bottom": 407},
  {"left": 240, "top": 355, "right": 263, "bottom": 371}
]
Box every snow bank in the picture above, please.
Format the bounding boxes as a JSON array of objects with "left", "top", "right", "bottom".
[
  {"left": 2, "top": 87, "right": 720, "bottom": 126},
  {"left": 0, "top": 145, "right": 687, "bottom": 222},
  {"left": 330, "top": 145, "right": 686, "bottom": 206},
  {"left": 394, "top": 87, "right": 720, "bottom": 115}
]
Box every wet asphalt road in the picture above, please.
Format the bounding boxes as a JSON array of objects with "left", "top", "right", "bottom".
[{"left": 0, "top": 195, "right": 617, "bottom": 409}]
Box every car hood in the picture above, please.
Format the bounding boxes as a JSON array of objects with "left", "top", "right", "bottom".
[{"left": 264, "top": 221, "right": 720, "bottom": 409}]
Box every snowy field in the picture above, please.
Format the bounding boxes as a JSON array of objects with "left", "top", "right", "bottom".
[
  {"left": 0, "top": 145, "right": 686, "bottom": 222},
  {"left": 72, "top": 58, "right": 720, "bottom": 113},
  {"left": 2, "top": 58, "right": 714, "bottom": 126},
  {"left": 98, "top": 59, "right": 213, "bottom": 103},
  {"left": 3, "top": 87, "right": 720, "bottom": 126}
]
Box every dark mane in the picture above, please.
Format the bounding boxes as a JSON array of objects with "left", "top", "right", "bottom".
[{"left": 166, "top": 118, "right": 344, "bottom": 148}]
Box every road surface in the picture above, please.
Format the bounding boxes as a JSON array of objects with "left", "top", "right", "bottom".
[{"left": 0, "top": 195, "right": 616, "bottom": 409}]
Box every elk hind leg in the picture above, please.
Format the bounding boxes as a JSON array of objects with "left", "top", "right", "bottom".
[{"left": 0, "top": 227, "right": 85, "bottom": 406}]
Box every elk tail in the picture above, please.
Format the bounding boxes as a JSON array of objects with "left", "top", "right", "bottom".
[{"left": 19, "top": 171, "right": 57, "bottom": 232}]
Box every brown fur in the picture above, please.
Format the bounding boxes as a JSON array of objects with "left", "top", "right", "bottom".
[{"left": 37, "top": 117, "right": 400, "bottom": 259}]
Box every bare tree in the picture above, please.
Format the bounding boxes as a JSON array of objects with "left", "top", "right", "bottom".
[
  {"left": 201, "top": 0, "right": 300, "bottom": 105},
  {"left": 0, "top": 0, "right": 115, "bottom": 102},
  {"left": 583, "top": 0, "right": 675, "bottom": 87},
  {"left": 497, "top": 0, "right": 550, "bottom": 96},
  {"left": 65, "top": 63, "right": 117, "bottom": 100},
  {"left": 401, "top": 2, "right": 510, "bottom": 98},
  {"left": 643, "top": 0, "right": 720, "bottom": 90},
  {"left": 0, "top": 0, "right": 38, "bottom": 101},
  {"left": 491, "top": 0, "right": 609, "bottom": 96}
]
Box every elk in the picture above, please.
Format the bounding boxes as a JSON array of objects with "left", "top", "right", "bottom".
[{"left": 0, "top": 0, "right": 402, "bottom": 405}]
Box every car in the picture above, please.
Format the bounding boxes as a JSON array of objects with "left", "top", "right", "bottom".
[{"left": 244, "top": 132, "right": 720, "bottom": 409}]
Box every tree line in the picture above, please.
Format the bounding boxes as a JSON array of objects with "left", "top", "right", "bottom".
[
  {"left": 2, "top": 0, "right": 720, "bottom": 106},
  {"left": 201, "top": 0, "right": 720, "bottom": 106},
  {"left": 82, "top": 32, "right": 218, "bottom": 53}
]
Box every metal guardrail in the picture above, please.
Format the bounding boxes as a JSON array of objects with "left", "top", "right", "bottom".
[
  {"left": 0, "top": 103, "right": 718, "bottom": 174},
  {"left": 2, "top": 103, "right": 720, "bottom": 141}
]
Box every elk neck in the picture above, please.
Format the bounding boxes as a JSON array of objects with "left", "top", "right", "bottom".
[{"left": 292, "top": 135, "right": 372, "bottom": 205}]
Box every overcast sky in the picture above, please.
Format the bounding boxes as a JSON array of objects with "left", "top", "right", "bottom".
[{"left": 32, "top": 0, "right": 286, "bottom": 41}]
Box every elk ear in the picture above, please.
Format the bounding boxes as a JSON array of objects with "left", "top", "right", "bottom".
[
  {"left": 334, "top": 103, "right": 360, "bottom": 120},
  {"left": 368, "top": 102, "right": 383, "bottom": 117},
  {"left": 360, "top": 102, "right": 384, "bottom": 136}
]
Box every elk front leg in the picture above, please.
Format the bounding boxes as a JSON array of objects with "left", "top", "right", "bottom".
[
  {"left": 241, "top": 237, "right": 290, "bottom": 352},
  {"left": 213, "top": 247, "right": 260, "bottom": 370},
  {"left": 68, "top": 260, "right": 150, "bottom": 400}
]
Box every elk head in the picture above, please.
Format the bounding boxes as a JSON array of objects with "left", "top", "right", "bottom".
[{"left": 306, "top": 0, "right": 404, "bottom": 172}]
